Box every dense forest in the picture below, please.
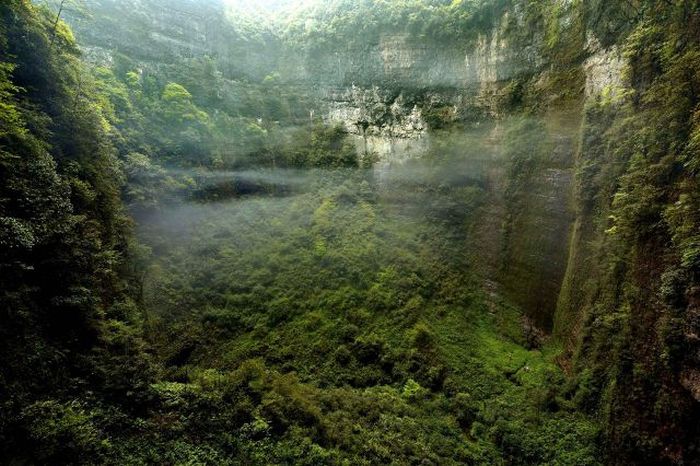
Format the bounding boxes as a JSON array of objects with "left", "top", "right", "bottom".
[{"left": 1, "top": 0, "right": 699, "bottom": 464}]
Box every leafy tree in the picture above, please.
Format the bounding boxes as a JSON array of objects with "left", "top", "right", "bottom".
[{"left": 0, "top": 1, "right": 153, "bottom": 461}]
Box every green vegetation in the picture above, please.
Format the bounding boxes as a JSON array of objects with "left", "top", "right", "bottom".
[
  {"left": 0, "top": 0, "right": 152, "bottom": 460},
  {"left": 555, "top": 3, "right": 700, "bottom": 462},
  {"left": 284, "top": 0, "right": 509, "bottom": 49},
  {"left": 2, "top": 0, "right": 700, "bottom": 464},
  {"left": 89, "top": 59, "right": 312, "bottom": 170},
  {"left": 110, "top": 166, "right": 599, "bottom": 464}
]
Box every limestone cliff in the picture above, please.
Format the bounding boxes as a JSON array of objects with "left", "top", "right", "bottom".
[
  {"left": 62, "top": 0, "right": 576, "bottom": 331},
  {"left": 60, "top": 1, "right": 700, "bottom": 462}
]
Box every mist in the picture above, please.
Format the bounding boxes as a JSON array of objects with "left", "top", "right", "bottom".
[{"left": 5, "top": 0, "right": 694, "bottom": 463}]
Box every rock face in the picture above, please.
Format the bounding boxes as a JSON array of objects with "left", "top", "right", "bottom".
[
  {"left": 64, "top": 0, "right": 280, "bottom": 79},
  {"left": 62, "top": 0, "right": 581, "bottom": 331},
  {"left": 62, "top": 0, "right": 630, "bottom": 333},
  {"left": 304, "top": 24, "right": 577, "bottom": 331},
  {"left": 278, "top": 7, "right": 544, "bottom": 163},
  {"left": 287, "top": 35, "right": 466, "bottom": 162},
  {"left": 60, "top": 2, "right": 700, "bottom": 460},
  {"left": 305, "top": 23, "right": 534, "bottom": 161},
  {"left": 583, "top": 33, "right": 625, "bottom": 99},
  {"left": 296, "top": 34, "right": 468, "bottom": 88},
  {"left": 322, "top": 86, "right": 429, "bottom": 164}
]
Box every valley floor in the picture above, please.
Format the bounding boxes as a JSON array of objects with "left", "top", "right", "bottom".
[{"left": 125, "top": 167, "right": 600, "bottom": 464}]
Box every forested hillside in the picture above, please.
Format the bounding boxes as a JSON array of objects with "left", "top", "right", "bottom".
[
  {"left": 1, "top": 0, "right": 699, "bottom": 464},
  {"left": 0, "top": 0, "right": 153, "bottom": 461}
]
